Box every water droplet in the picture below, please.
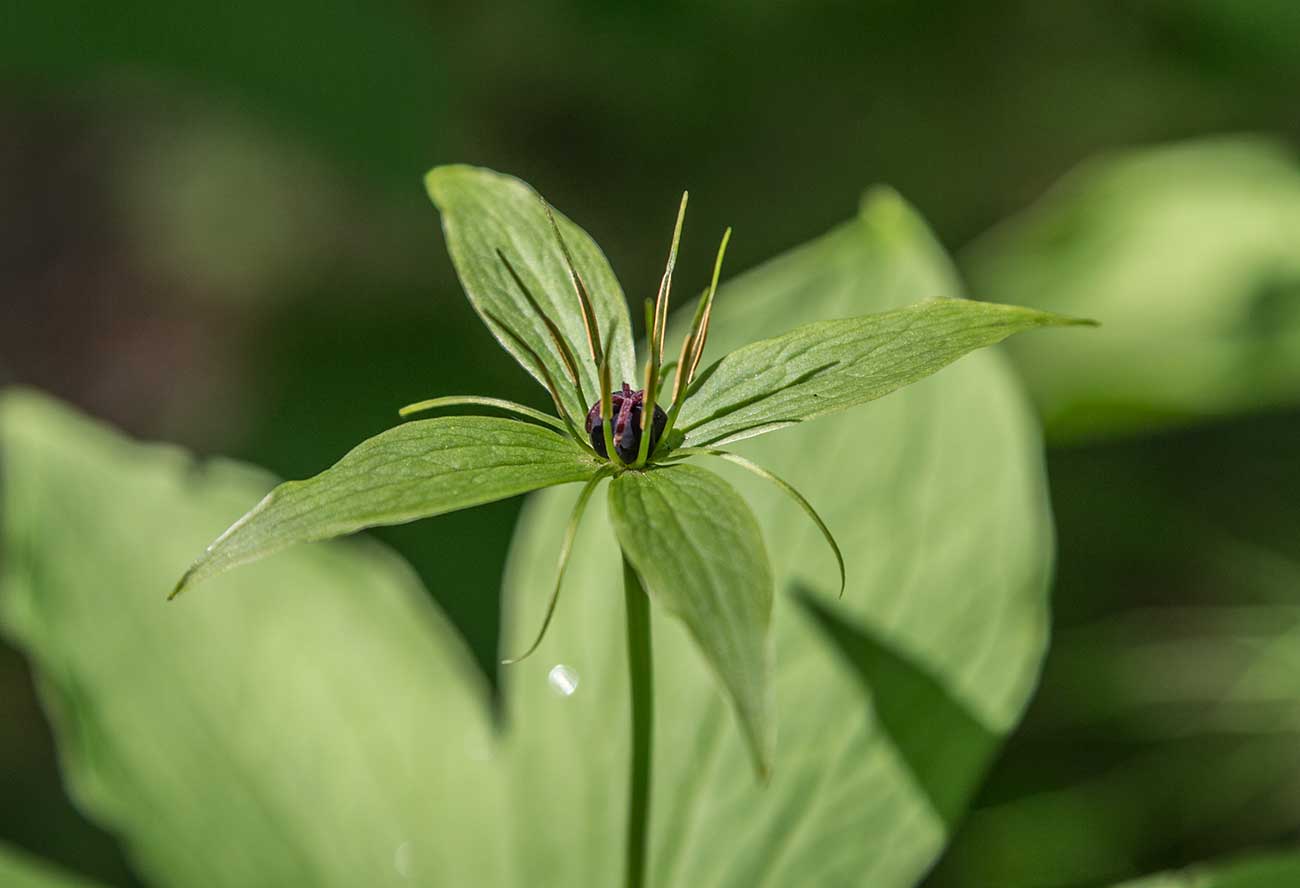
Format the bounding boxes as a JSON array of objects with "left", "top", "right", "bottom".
[
  {"left": 394, "top": 841, "right": 414, "bottom": 879},
  {"left": 548, "top": 664, "right": 579, "bottom": 697}
]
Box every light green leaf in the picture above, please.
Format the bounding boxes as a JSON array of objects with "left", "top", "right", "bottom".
[
  {"left": 964, "top": 136, "right": 1300, "bottom": 441},
  {"left": 0, "top": 844, "right": 108, "bottom": 888},
  {"left": 675, "top": 299, "right": 1089, "bottom": 447},
  {"left": 1113, "top": 851, "right": 1300, "bottom": 888},
  {"left": 426, "top": 165, "right": 637, "bottom": 423},
  {"left": 496, "top": 187, "right": 1055, "bottom": 886},
  {"left": 0, "top": 388, "right": 509, "bottom": 888},
  {"left": 609, "top": 464, "right": 774, "bottom": 775},
  {"left": 173, "top": 415, "right": 600, "bottom": 597}
]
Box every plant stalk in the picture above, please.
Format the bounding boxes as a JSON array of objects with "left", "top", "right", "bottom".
[{"left": 622, "top": 554, "right": 653, "bottom": 888}]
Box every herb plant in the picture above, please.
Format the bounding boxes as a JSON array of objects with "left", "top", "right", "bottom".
[{"left": 170, "top": 167, "right": 1089, "bottom": 888}]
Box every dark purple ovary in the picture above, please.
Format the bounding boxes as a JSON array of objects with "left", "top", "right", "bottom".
[{"left": 586, "top": 383, "right": 668, "bottom": 463}]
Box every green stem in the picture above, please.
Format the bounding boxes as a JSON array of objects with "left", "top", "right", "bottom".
[{"left": 622, "top": 554, "right": 653, "bottom": 888}]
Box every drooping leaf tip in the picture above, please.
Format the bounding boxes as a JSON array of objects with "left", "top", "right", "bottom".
[
  {"left": 1030, "top": 310, "right": 1100, "bottom": 329},
  {"left": 167, "top": 569, "right": 194, "bottom": 601}
]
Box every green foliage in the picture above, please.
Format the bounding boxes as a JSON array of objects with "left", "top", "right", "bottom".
[
  {"left": 172, "top": 416, "right": 601, "bottom": 597},
  {"left": 6, "top": 0, "right": 1300, "bottom": 880},
  {"left": 0, "top": 180, "right": 1064, "bottom": 887},
  {"left": 966, "top": 136, "right": 1300, "bottom": 441},
  {"left": 495, "top": 190, "right": 1057, "bottom": 886},
  {"left": 676, "top": 300, "right": 1090, "bottom": 447},
  {"left": 610, "top": 465, "right": 774, "bottom": 775},
  {"left": 169, "top": 168, "right": 1079, "bottom": 778}
]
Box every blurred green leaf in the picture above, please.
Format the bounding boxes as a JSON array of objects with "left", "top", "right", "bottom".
[
  {"left": 930, "top": 735, "right": 1300, "bottom": 888},
  {"left": 0, "top": 388, "right": 509, "bottom": 887},
  {"left": 173, "top": 416, "right": 600, "bottom": 597},
  {"left": 494, "top": 188, "right": 1056, "bottom": 886},
  {"left": 964, "top": 136, "right": 1300, "bottom": 441},
  {"left": 426, "top": 165, "right": 637, "bottom": 424},
  {"left": 931, "top": 415, "right": 1300, "bottom": 888},
  {"left": 0, "top": 844, "right": 107, "bottom": 888},
  {"left": 610, "top": 465, "right": 774, "bottom": 775},
  {"left": 677, "top": 300, "right": 1090, "bottom": 447},
  {"left": 1114, "top": 850, "right": 1300, "bottom": 888}
]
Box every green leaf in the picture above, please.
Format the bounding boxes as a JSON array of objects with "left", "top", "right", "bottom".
[
  {"left": 964, "top": 136, "right": 1300, "bottom": 442},
  {"left": 0, "top": 844, "right": 108, "bottom": 888},
  {"left": 608, "top": 464, "right": 774, "bottom": 775},
  {"left": 675, "top": 298, "right": 1090, "bottom": 447},
  {"left": 173, "top": 415, "right": 600, "bottom": 597},
  {"left": 1113, "top": 851, "right": 1300, "bottom": 888},
  {"left": 426, "top": 165, "right": 637, "bottom": 423},
  {"left": 496, "top": 187, "right": 1054, "bottom": 886},
  {"left": 0, "top": 388, "right": 509, "bottom": 887}
]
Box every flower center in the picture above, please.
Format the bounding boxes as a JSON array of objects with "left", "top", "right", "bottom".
[{"left": 586, "top": 383, "right": 668, "bottom": 463}]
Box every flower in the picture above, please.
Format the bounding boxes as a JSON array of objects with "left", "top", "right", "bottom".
[{"left": 171, "top": 166, "right": 1090, "bottom": 775}]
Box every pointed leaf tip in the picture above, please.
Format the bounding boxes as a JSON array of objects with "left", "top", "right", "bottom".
[
  {"left": 172, "top": 417, "right": 601, "bottom": 595},
  {"left": 677, "top": 299, "right": 1093, "bottom": 448}
]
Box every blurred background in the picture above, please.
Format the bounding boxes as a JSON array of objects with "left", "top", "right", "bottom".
[{"left": 3, "top": 2, "right": 1299, "bottom": 886}]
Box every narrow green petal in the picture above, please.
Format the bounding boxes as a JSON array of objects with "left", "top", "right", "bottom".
[
  {"left": 399, "top": 395, "right": 567, "bottom": 433},
  {"left": 501, "top": 468, "right": 610, "bottom": 664},
  {"left": 652, "top": 191, "right": 689, "bottom": 363},
  {"left": 669, "top": 447, "right": 845, "bottom": 597}
]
